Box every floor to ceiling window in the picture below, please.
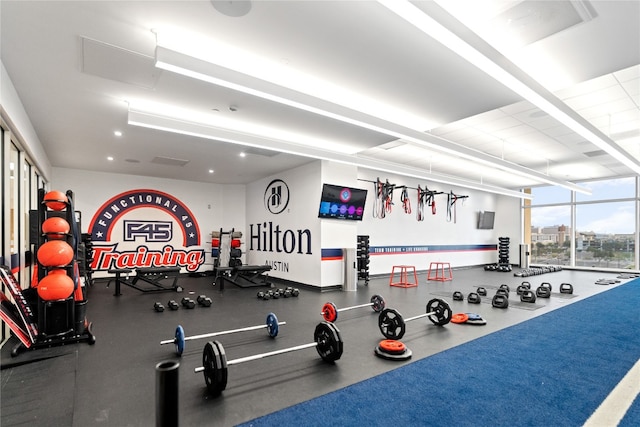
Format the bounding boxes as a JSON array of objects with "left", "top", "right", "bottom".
[{"left": 525, "top": 176, "right": 639, "bottom": 271}]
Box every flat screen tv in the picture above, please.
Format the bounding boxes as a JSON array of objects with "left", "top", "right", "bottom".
[
  {"left": 318, "top": 184, "right": 368, "bottom": 221},
  {"left": 478, "top": 211, "right": 495, "bottom": 230}
]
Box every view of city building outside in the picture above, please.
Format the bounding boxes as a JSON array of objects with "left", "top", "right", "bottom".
[{"left": 529, "top": 177, "right": 637, "bottom": 270}]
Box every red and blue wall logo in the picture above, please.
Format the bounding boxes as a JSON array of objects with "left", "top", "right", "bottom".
[{"left": 88, "top": 189, "right": 204, "bottom": 272}]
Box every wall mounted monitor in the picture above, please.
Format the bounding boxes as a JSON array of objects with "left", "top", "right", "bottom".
[
  {"left": 478, "top": 211, "right": 495, "bottom": 229},
  {"left": 318, "top": 184, "right": 368, "bottom": 221}
]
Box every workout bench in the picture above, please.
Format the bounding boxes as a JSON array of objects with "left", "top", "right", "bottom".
[
  {"left": 108, "top": 267, "right": 183, "bottom": 296},
  {"left": 215, "top": 264, "right": 272, "bottom": 291}
]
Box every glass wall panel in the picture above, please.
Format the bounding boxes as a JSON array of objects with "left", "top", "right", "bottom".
[
  {"left": 529, "top": 205, "right": 571, "bottom": 265},
  {"left": 531, "top": 186, "right": 571, "bottom": 204},
  {"left": 575, "top": 201, "right": 636, "bottom": 269},
  {"left": 576, "top": 177, "right": 635, "bottom": 202}
]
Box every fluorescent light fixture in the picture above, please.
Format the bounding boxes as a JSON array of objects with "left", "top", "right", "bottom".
[
  {"left": 381, "top": 0, "right": 640, "bottom": 177},
  {"left": 153, "top": 28, "right": 590, "bottom": 194},
  {"left": 127, "top": 104, "right": 532, "bottom": 199}
]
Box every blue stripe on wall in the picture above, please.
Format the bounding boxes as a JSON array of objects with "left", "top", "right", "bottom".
[
  {"left": 370, "top": 244, "right": 496, "bottom": 255},
  {"left": 321, "top": 248, "right": 343, "bottom": 261}
]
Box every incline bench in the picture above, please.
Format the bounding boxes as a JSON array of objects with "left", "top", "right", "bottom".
[{"left": 108, "top": 267, "right": 183, "bottom": 296}]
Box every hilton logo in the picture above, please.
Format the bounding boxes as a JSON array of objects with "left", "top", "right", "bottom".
[{"left": 264, "top": 179, "right": 289, "bottom": 214}]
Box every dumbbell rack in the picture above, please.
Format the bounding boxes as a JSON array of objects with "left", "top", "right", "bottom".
[
  {"left": 357, "top": 235, "right": 370, "bottom": 285},
  {"left": 14, "top": 188, "right": 95, "bottom": 356},
  {"left": 497, "top": 237, "right": 511, "bottom": 272}
]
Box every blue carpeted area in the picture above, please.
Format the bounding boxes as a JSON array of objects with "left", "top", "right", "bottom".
[{"left": 239, "top": 279, "right": 640, "bottom": 427}]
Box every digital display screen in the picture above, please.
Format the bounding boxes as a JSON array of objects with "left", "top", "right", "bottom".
[{"left": 318, "top": 184, "right": 367, "bottom": 221}]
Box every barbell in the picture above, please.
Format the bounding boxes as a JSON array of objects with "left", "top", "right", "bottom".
[
  {"left": 378, "top": 298, "right": 452, "bottom": 340},
  {"left": 321, "top": 294, "right": 386, "bottom": 322},
  {"left": 160, "top": 312, "right": 285, "bottom": 356},
  {"left": 194, "top": 321, "right": 343, "bottom": 396}
]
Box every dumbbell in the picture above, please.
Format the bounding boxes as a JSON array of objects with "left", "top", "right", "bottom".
[
  {"left": 167, "top": 300, "right": 180, "bottom": 310},
  {"left": 181, "top": 297, "right": 196, "bottom": 309},
  {"left": 378, "top": 298, "right": 452, "bottom": 340},
  {"left": 154, "top": 302, "right": 165, "bottom": 312},
  {"left": 321, "top": 295, "right": 385, "bottom": 322},
  {"left": 194, "top": 321, "right": 342, "bottom": 396},
  {"left": 161, "top": 312, "right": 286, "bottom": 356},
  {"left": 197, "top": 295, "right": 212, "bottom": 307},
  {"left": 286, "top": 287, "right": 300, "bottom": 297}
]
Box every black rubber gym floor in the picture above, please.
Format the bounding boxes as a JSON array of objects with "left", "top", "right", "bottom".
[{"left": 0, "top": 266, "right": 632, "bottom": 426}]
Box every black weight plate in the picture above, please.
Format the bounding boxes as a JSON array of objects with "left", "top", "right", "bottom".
[
  {"left": 378, "top": 308, "right": 406, "bottom": 340},
  {"left": 202, "top": 341, "right": 227, "bottom": 396},
  {"left": 212, "top": 341, "right": 228, "bottom": 394},
  {"left": 426, "top": 298, "right": 452, "bottom": 326},
  {"left": 370, "top": 294, "right": 386, "bottom": 312},
  {"left": 374, "top": 345, "right": 412, "bottom": 361},
  {"left": 314, "top": 321, "right": 343, "bottom": 362}
]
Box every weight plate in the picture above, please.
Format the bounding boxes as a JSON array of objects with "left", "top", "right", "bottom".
[
  {"left": 212, "top": 341, "right": 228, "bottom": 395},
  {"left": 426, "top": 298, "right": 452, "bottom": 326},
  {"left": 374, "top": 345, "right": 412, "bottom": 361},
  {"left": 451, "top": 313, "right": 469, "bottom": 324},
  {"left": 378, "top": 339, "right": 406, "bottom": 355},
  {"left": 202, "top": 341, "right": 227, "bottom": 396},
  {"left": 378, "top": 308, "right": 406, "bottom": 340},
  {"left": 314, "top": 321, "right": 343, "bottom": 362},
  {"left": 371, "top": 294, "right": 386, "bottom": 312},
  {"left": 266, "top": 312, "right": 279, "bottom": 337},
  {"left": 175, "top": 325, "right": 185, "bottom": 356},
  {"left": 321, "top": 302, "right": 338, "bottom": 322}
]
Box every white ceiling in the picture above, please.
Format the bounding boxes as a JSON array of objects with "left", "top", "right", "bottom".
[{"left": 1, "top": 1, "right": 639, "bottom": 193}]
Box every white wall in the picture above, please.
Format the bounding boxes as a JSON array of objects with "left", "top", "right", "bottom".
[
  {"left": 245, "top": 161, "right": 322, "bottom": 286},
  {"left": 1, "top": 61, "right": 52, "bottom": 179},
  {"left": 356, "top": 169, "right": 521, "bottom": 275},
  {"left": 52, "top": 167, "right": 245, "bottom": 274}
]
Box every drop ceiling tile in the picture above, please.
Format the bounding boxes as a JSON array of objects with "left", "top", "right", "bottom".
[{"left": 563, "top": 85, "right": 629, "bottom": 110}]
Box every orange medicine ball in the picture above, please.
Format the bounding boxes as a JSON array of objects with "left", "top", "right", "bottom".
[
  {"left": 43, "top": 190, "right": 68, "bottom": 211},
  {"left": 42, "top": 217, "right": 70, "bottom": 239},
  {"left": 37, "top": 240, "right": 74, "bottom": 267},
  {"left": 37, "top": 269, "right": 74, "bottom": 301}
]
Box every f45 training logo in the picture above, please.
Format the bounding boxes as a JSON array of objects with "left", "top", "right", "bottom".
[{"left": 88, "top": 189, "right": 204, "bottom": 272}]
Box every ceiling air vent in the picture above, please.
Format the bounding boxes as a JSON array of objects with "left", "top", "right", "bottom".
[{"left": 151, "top": 156, "right": 190, "bottom": 167}]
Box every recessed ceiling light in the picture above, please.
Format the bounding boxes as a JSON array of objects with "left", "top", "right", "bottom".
[
  {"left": 208, "top": 169, "right": 214, "bottom": 174},
  {"left": 239, "top": 152, "right": 246, "bottom": 157},
  {"left": 107, "top": 156, "right": 114, "bottom": 161},
  {"left": 114, "top": 130, "right": 122, "bottom": 137}
]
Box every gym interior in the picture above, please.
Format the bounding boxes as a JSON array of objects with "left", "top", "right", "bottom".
[{"left": 1, "top": 2, "right": 640, "bottom": 427}]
